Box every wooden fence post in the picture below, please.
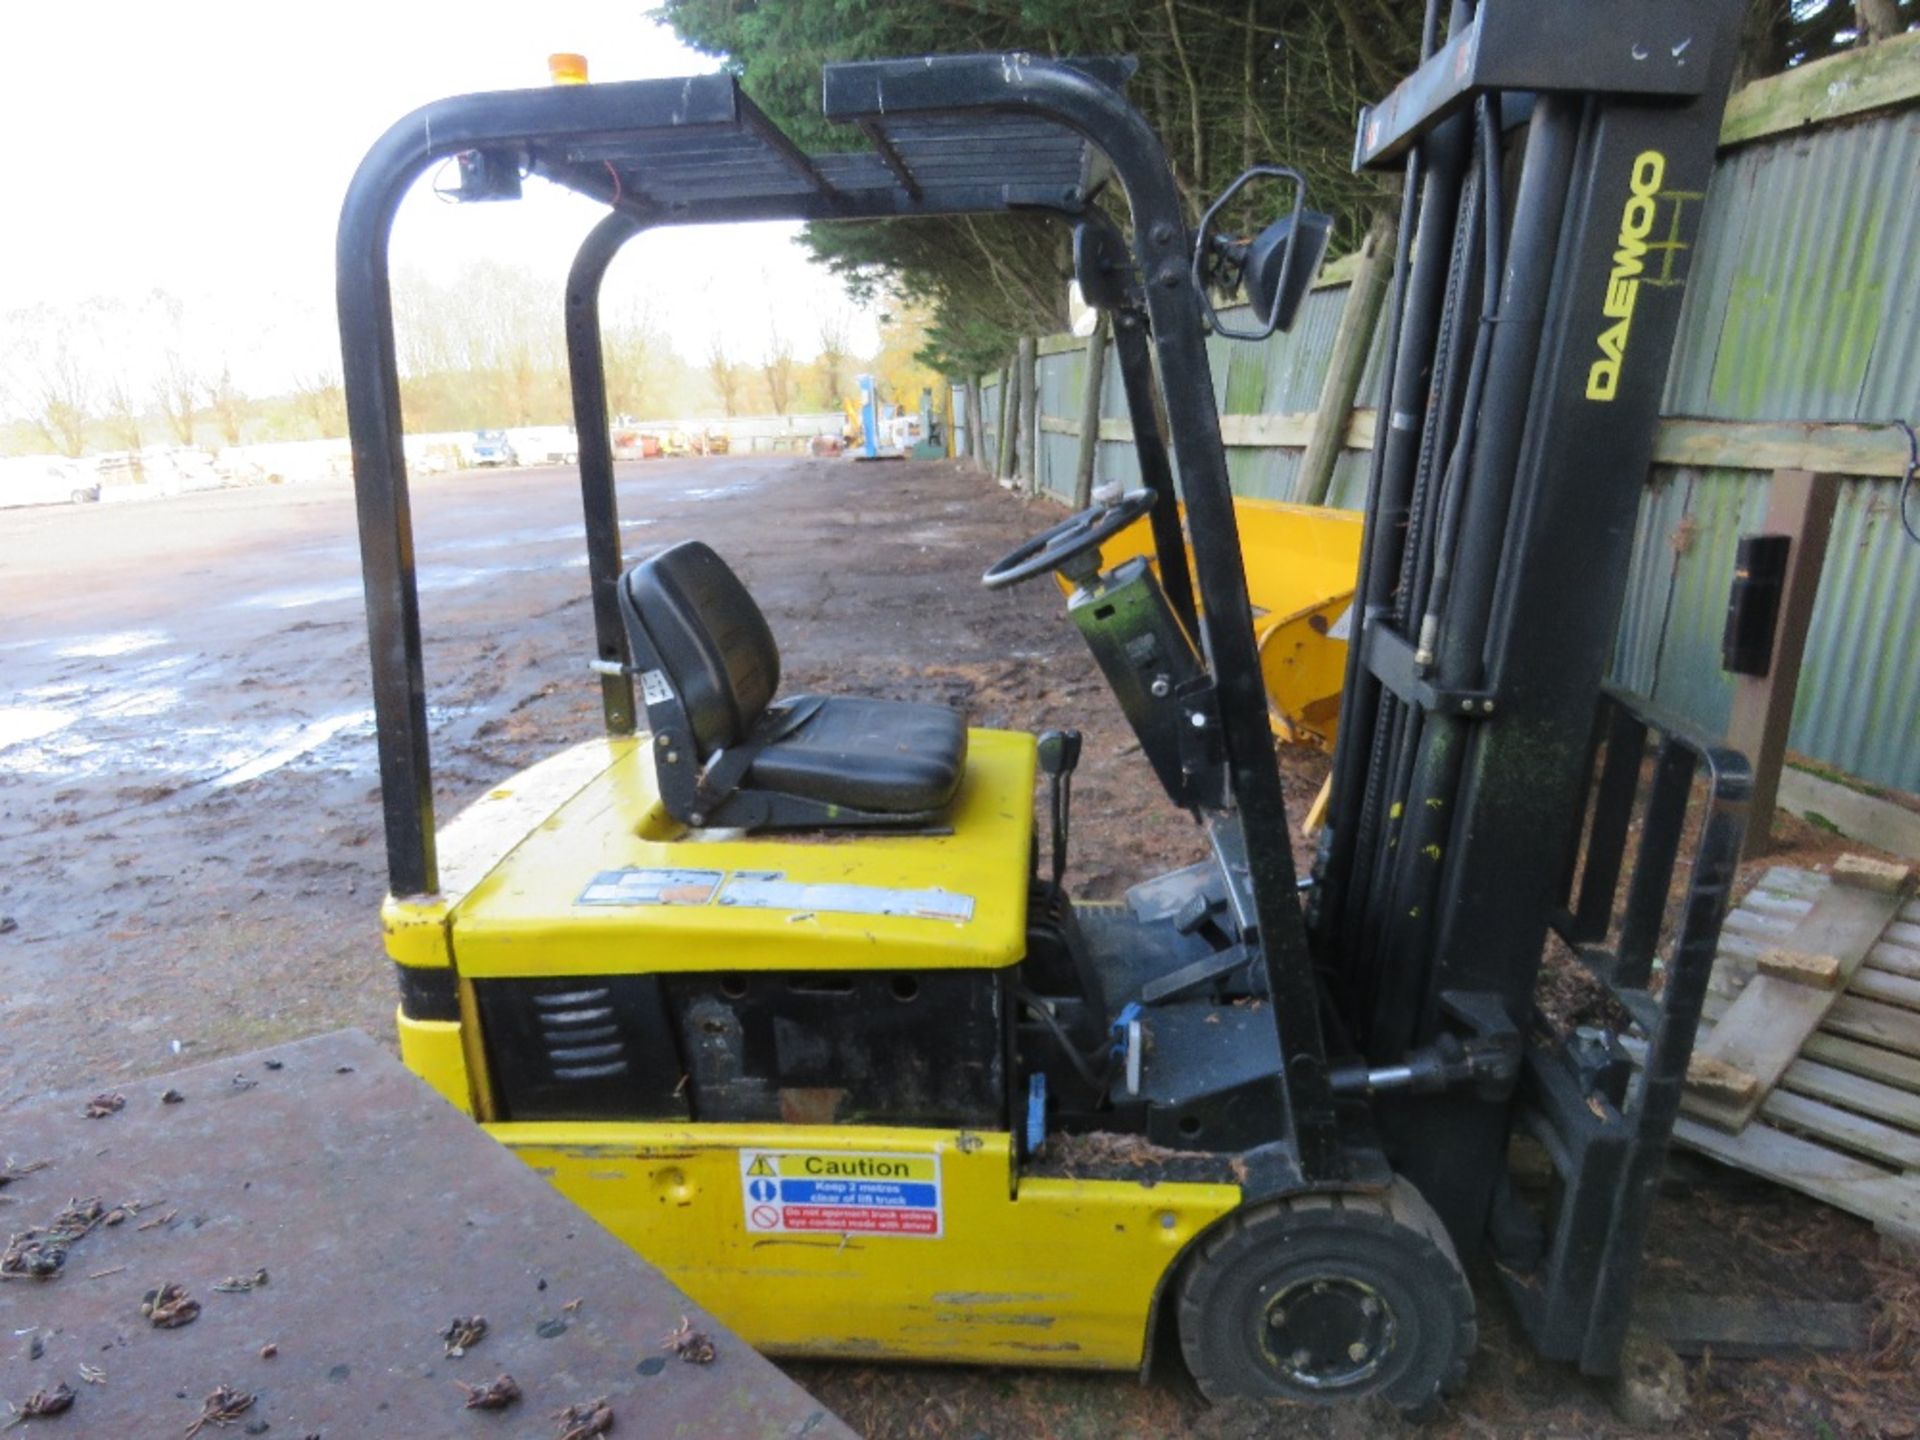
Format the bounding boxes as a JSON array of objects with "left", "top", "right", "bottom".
[
  {"left": 1017, "top": 336, "right": 1039, "bottom": 494},
  {"left": 1072, "top": 316, "right": 1110, "bottom": 508},
  {"left": 965, "top": 374, "right": 983, "bottom": 464},
  {"left": 1298, "top": 215, "right": 1395, "bottom": 507},
  {"left": 994, "top": 363, "right": 1016, "bottom": 482},
  {"left": 1724, "top": 468, "right": 1838, "bottom": 857}
]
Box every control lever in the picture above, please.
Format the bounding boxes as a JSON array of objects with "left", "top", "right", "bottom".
[
  {"left": 1328, "top": 1030, "right": 1522, "bottom": 1100},
  {"left": 1036, "top": 729, "right": 1082, "bottom": 893}
]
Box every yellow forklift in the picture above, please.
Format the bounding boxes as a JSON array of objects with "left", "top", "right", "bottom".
[{"left": 340, "top": 6, "right": 1747, "bottom": 1414}]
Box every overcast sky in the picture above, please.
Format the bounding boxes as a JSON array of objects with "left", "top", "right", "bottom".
[{"left": 0, "top": 2, "right": 881, "bottom": 391}]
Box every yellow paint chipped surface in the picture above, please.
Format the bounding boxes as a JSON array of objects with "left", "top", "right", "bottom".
[{"left": 495, "top": 1122, "right": 1240, "bottom": 1368}]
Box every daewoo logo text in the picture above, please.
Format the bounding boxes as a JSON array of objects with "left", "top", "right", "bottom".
[{"left": 1586, "top": 150, "right": 1668, "bottom": 402}]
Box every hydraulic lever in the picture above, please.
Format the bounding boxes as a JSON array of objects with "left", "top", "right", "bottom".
[{"left": 1036, "top": 729, "right": 1082, "bottom": 892}]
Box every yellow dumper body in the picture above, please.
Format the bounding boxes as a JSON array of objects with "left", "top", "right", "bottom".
[{"left": 1092, "top": 499, "right": 1363, "bottom": 749}]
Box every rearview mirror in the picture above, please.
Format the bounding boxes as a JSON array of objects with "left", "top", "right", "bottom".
[
  {"left": 1239, "top": 209, "right": 1333, "bottom": 337},
  {"left": 1191, "top": 165, "right": 1332, "bottom": 342}
]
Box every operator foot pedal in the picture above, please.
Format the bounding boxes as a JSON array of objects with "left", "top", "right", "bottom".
[{"left": 1139, "top": 944, "right": 1251, "bottom": 1004}]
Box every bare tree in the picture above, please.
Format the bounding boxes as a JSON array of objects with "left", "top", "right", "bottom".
[
  {"left": 6, "top": 320, "right": 95, "bottom": 458},
  {"left": 391, "top": 265, "right": 463, "bottom": 380},
  {"left": 604, "top": 302, "right": 657, "bottom": 421},
  {"left": 816, "top": 310, "right": 850, "bottom": 406},
  {"left": 463, "top": 259, "right": 562, "bottom": 424},
  {"left": 389, "top": 259, "right": 568, "bottom": 428},
  {"left": 706, "top": 338, "right": 742, "bottom": 417},
  {"left": 761, "top": 327, "right": 795, "bottom": 416},
  {"left": 102, "top": 373, "right": 144, "bottom": 454},
  {"left": 146, "top": 292, "right": 203, "bottom": 446},
  {"left": 154, "top": 350, "right": 200, "bottom": 445},
  {"left": 204, "top": 365, "right": 246, "bottom": 447},
  {"left": 294, "top": 368, "right": 347, "bottom": 438}
]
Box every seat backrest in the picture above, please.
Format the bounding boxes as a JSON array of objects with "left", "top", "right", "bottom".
[{"left": 622, "top": 540, "right": 780, "bottom": 756}]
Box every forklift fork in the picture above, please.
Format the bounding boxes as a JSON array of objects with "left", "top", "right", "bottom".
[{"left": 1494, "top": 688, "right": 1750, "bottom": 1370}]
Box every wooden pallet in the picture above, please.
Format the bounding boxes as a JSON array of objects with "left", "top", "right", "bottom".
[{"left": 1672, "top": 864, "right": 1920, "bottom": 1242}]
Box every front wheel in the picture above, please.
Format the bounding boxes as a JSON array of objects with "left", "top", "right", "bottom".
[{"left": 1176, "top": 1178, "right": 1474, "bottom": 1416}]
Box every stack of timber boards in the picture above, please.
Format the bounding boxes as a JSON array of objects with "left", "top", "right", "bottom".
[{"left": 1674, "top": 858, "right": 1920, "bottom": 1241}]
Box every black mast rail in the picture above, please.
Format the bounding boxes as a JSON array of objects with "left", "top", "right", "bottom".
[{"left": 1317, "top": 0, "right": 1747, "bottom": 1369}]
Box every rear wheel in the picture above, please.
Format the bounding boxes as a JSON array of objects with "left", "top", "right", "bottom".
[{"left": 1176, "top": 1178, "right": 1474, "bottom": 1416}]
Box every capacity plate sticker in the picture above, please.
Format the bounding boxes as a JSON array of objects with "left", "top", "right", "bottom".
[
  {"left": 739, "top": 1149, "right": 943, "bottom": 1238},
  {"left": 717, "top": 872, "right": 974, "bottom": 923},
  {"left": 577, "top": 868, "right": 722, "bottom": 906}
]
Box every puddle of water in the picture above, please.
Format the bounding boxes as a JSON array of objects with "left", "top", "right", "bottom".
[
  {"left": 419, "top": 561, "right": 561, "bottom": 593},
  {"left": 681, "top": 484, "right": 755, "bottom": 502},
  {"left": 235, "top": 558, "right": 582, "bottom": 613},
  {"left": 21, "top": 681, "right": 89, "bottom": 704},
  {"left": 0, "top": 683, "right": 478, "bottom": 791},
  {"left": 92, "top": 686, "right": 185, "bottom": 721},
  {"left": 213, "top": 709, "right": 376, "bottom": 788},
  {"left": 430, "top": 523, "right": 584, "bottom": 554},
  {"left": 0, "top": 706, "right": 77, "bottom": 749},
  {"left": 0, "top": 706, "right": 382, "bottom": 791},
  {"left": 238, "top": 580, "right": 365, "bottom": 611},
  {"left": 54, "top": 629, "right": 169, "bottom": 659}
]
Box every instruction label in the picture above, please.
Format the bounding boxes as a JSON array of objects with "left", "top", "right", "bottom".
[
  {"left": 576, "top": 868, "right": 722, "bottom": 906},
  {"left": 738, "top": 1149, "right": 942, "bottom": 1238},
  {"left": 717, "top": 872, "right": 974, "bottom": 923},
  {"left": 639, "top": 669, "right": 675, "bottom": 706}
]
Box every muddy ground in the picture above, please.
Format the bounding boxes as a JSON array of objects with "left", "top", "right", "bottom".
[{"left": 1, "top": 456, "right": 1913, "bottom": 1438}]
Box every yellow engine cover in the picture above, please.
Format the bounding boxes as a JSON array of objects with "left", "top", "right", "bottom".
[
  {"left": 384, "top": 731, "right": 1245, "bottom": 1368},
  {"left": 442, "top": 728, "right": 1036, "bottom": 978}
]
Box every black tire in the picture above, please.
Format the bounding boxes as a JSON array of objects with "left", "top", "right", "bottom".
[{"left": 1176, "top": 1177, "right": 1475, "bottom": 1416}]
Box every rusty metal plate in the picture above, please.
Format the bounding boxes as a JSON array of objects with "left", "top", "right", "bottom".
[{"left": 0, "top": 1030, "right": 850, "bottom": 1438}]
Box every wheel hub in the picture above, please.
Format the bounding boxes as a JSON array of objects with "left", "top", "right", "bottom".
[{"left": 1259, "top": 1275, "right": 1395, "bottom": 1390}]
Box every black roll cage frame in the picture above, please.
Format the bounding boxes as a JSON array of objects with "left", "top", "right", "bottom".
[{"left": 337, "top": 54, "right": 1343, "bottom": 1179}]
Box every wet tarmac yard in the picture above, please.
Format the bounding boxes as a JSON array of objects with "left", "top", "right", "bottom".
[
  {"left": 7, "top": 457, "right": 1911, "bottom": 1440},
  {"left": 0, "top": 455, "right": 1222, "bottom": 1112}
]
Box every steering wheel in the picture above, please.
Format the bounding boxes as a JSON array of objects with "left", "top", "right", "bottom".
[{"left": 981, "top": 488, "right": 1158, "bottom": 590}]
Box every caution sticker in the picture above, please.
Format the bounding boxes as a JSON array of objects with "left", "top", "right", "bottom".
[{"left": 739, "top": 1149, "right": 942, "bottom": 1238}]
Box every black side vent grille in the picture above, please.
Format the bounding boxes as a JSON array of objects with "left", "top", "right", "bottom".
[
  {"left": 475, "top": 975, "right": 688, "bottom": 1122},
  {"left": 531, "top": 988, "right": 631, "bottom": 1081}
]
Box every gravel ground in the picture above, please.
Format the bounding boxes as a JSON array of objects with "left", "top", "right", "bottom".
[{"left": 1, "top": 454, "right": 1911, "bottom": 1438}]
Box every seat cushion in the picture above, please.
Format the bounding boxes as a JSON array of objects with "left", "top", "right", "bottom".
[
  {"left": 624, "top": 541, "right": 779, "bottom": 755},
  {"left": 748, "top": 696, "right": 967, "bottom": 814}
]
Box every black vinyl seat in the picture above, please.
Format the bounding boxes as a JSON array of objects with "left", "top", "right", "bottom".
[
  {"left": 617, "top": 541, "right": 966, "bottom": 829},
  {"left": 747, "top": 696, "right": 966, "bottom": 813}
]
